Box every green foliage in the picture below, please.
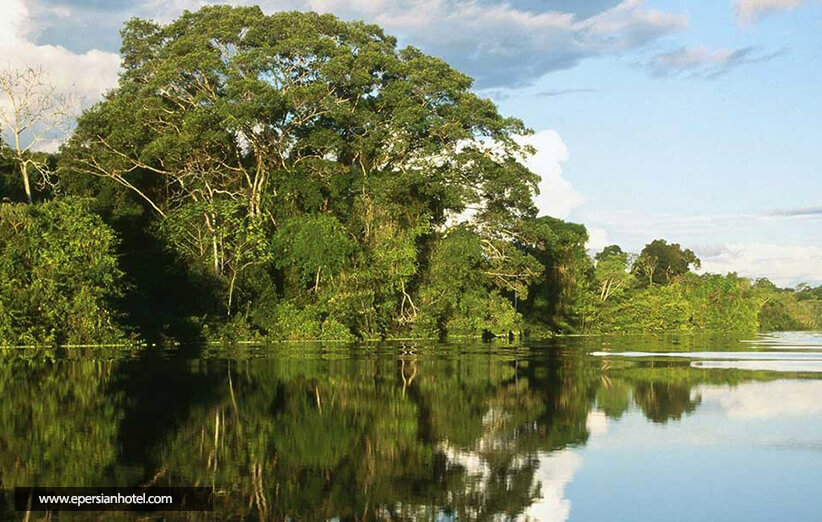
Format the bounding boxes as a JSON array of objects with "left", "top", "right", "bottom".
[
  {"left": 519, "top": 216, "right": 594, "bottom": 333},
  {"left": 0, "top": 141, "right": 57, "bottom": 203},
  {"left": 592, "top": 273, "right": 763, "bottom": 333},
  {"left": 688, "top": 273, "right": 760, "bottom": 331},
  {"left": 0, "top": 142, "right": 24, "bottom": 202},
  {"left": 0, "top": 198, "right": 126, "bottom": 345},
  {"left": 273, "top": 214, "right": 355, "bottom": 290},
  {"left": 253, "top": 301, "right": 355, "bottom": 342},
  {"left": 754, "top": 279, "right": 822, "bottom": 331},
  {"left": 415, "top": 227, "right": 530, "bottom": 338},
  {"left": 796, "top": 283, "right": 822, "bottom": 301},
  {"left": 632, "top": 239, "right": 701, "bottom": 287},
  {"left": 595, "top": 281, "right": 693, "bottom": 333},
  {"left": 57, "top": 6, "right": 542, "bottom": 341},
  {"left": 593, "top": 244, "right": 634, "bottom": 303},
  {"left": 5, "top": 7, "right": 809, "bottom": 342}
]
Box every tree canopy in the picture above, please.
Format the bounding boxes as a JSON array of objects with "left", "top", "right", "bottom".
[
  {"left": 633, "top": 239, "right": 701, "bottom": 287},
  {"left": 58, "top": 6, "right": 546, "bottom": 340}
]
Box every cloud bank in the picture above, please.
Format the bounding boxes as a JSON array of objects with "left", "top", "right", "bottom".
[
  {"left": 518, "top": 130, "right": 584, "bottom": 220},
  {"left": 644, "top": 45, "right": 782, "bottom": 79},
  {"left": 735, "top": 0, "right": 820, "bottom": 22},
  {"left": 696, "top": 242, "right": 822, "bottom": 287},
  {"left": 1, "top": 0, "right": 121, "bottom": 103},
  {"left": 27, "top": 0, "right": 688, "bottom": 89},
  {"left": 771, "top": 206, "right": 822, "bottom": 217},
  {"left": 580, "top": 209, "right": 822, "bottom": 286}
]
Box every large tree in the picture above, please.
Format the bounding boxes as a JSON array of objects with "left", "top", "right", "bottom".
[
  {"left": 632, "top": 239, "right": 701, "bottom": 286},
  {"left": 61, "top": 6, "right": 541, "bottom": 334}
]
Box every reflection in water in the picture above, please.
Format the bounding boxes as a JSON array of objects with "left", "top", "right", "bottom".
[
  {"left": 697, "top": 380, "right": 822, "bottom": 419},
  {"left": 592, "top": 351, "right": 822, "bottom": 359},
  {"left": 692, "top": 360, "right": 822, "bottom": 372},
  {"left": 523, "top": 450, "right": 581, "bottom": 522},
  {"left": 0, "top": 333, "right": 821, "bottom": 520}
]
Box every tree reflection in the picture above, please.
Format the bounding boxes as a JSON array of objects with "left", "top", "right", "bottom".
[
  {"left": 0, "top": 343, "right": 788, "bottom": 520},
  {"left": 631, "top": 381, "right": 701, "bottom": 423}
]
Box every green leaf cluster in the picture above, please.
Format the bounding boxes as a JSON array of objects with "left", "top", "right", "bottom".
[{"left": 0, "top": 198, "right": 126, "bottom": 345}]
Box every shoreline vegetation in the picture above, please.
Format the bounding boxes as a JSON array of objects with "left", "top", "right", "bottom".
[{"left": 1, "top": 7, "right": 820, "bottom": 348}]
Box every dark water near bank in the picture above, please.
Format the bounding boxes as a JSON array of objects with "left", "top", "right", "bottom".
[{"left": 2, "top": 332, "right": 822, "bottom": 520}]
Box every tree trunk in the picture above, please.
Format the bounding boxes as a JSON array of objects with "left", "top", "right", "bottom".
[{"left": 20, "top": 161, "right": 33, "bottom": 204}]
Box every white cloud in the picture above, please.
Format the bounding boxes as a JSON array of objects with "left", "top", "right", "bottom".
[
  {"left": 0, "top": 0, "right": 29, "bottom": 42},
  {"left": 29, "top": 0, "right": 688, "bottom": 89},
  {"left": 517, "top": 130, "right": 584, "bottom": 220},
  {"left": 0, "top": 0, "right": 120, "bottom": 104},
  {"left": 586, "top": 226, "right": 611, "bottom": 252},
  {"left": 307, "top": 0, "right": 688, "bottom": 87},
  {"left": 575, "top": 0, "right": 687, "bottom": 49},
  {"left": 735, "top": 0, "right": 820, "bottom": 22},
  {"left": 644, "top": 45, "right": 781, "bottom": 78},
  {"left": 696, "top": 242, "right": 822, "bottom": 286}
]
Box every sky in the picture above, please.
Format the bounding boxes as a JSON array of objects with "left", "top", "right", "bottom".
[{"left": 2, "top": 0, "right": 820, "bottom": 286}]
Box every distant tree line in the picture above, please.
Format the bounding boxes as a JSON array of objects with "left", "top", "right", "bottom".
[{"left": 0, "top": 6, "right": 819, "bottom": 345}]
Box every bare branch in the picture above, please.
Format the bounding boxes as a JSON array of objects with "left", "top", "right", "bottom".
[{"left": 0, "top": 66, "right": 80, "bottom": 203}]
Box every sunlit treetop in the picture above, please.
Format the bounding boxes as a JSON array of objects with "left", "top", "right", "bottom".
[{"left": 64, "top": 5, "right": 539, "bottom": 228}]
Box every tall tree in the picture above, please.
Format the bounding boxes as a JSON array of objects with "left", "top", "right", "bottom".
[
  {"left": 518, "top": 216, "right": 594, "bottom": 332},
  {"left": 594, "top": 244, "right": 632, "bottom": 302},
  {"left": 632, "top": 239, "right": 700, "bottom": 286},
  {"left": 0, "top": 66, "right": 77, "bottom": 203},
  {"left": 61, "top": 6, "right": 540, "bottom": 326}
]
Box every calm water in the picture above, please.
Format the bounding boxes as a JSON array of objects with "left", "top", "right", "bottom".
[{"left": 2, "top": 332, "right": 822, "bottom": 520}]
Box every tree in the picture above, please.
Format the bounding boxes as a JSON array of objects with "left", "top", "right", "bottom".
[
  {"left": 61, "top": 6, "right": 540, "bottom": 331},
  {"left": 518, "top": 216, "right": 595, "bottom": 332},
  {"left": 632, "top": 239, "right": 700, "bottom": 286},
  {"left": 594, "top": 244, "right": 626, "bottom": 263},
  {"left": 0, "top": 198, "right": 125, "bottom": 345},
  {"left": 0, "top": 138, "right": 21, "bottom": 201},
  {"left": 272, "top": 214, "right": 355, "bottom": 293},
  {"left": 0, "top": 66, "right": 77, "bottom": 203},
  {"left": 594, "top": 244, "right": 632, "bottom": 302},
  {"left": 415, "top": 226, "right": 540, "bottom": 338}
]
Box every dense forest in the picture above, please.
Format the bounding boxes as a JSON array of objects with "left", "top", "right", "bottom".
[{"left": 0, "top": 6, "right": 819, "bottom": 346}]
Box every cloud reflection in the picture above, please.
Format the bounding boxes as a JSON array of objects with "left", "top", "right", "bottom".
[
  {"left": 698, "top": 380, "right": 822, "bottom": 419},
  {"left": 523, "top": 450, "right": 583, "bottom": 522}
]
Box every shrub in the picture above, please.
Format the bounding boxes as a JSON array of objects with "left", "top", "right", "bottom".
[{"left": 0, "top": 198, "right": 126, "bottom": 345}]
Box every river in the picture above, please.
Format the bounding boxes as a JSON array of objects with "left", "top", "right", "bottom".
[{"left": 2, "top": 331, "right": 821, "bottom": 520}]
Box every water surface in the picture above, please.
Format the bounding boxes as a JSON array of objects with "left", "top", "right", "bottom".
[{"left": 1, "top": 332, "right": 821, "bottom": 520}]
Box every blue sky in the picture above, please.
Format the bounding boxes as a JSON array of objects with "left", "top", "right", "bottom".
[{"left": 2, "top": 0, "right": 821, "bottom": 285}]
